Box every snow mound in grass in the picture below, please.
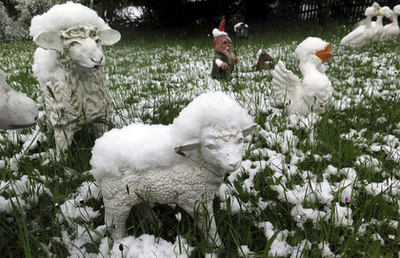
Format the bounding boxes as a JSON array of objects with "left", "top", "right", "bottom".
[{"left": 99, "top": 235, "right": 193, "bottom": 257}]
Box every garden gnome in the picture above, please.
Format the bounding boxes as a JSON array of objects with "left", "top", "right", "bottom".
[{"left": 211, "top": 19, "right": 239, "bottom": 80}]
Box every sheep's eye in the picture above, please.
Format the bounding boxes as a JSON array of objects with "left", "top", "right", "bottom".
[
  {"left": 207, "top": 145, "right": 215, "bottom": 150},
  {"left": 69, "top": 42, "right": 79, "bottom": 48},
  {"left": 238, "top": 138, "right": 243, "bottom": 144},
  {"left": 95, "top": 39, "right": 102, "bottom": 44}
]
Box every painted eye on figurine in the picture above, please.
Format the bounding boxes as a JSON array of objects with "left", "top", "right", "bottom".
[
  {"left": 69, "top": 41, "right": 79, "bottom": 48},
  {"left": 207, "top": 145, "right": 215, "bottom": 150},
  {"left": 95, "top": 39, "right": 102, "bottom": 44}
]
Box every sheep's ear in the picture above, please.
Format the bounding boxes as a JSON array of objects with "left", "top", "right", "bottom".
[
  {"left": 174, "top": 141, "right": 199, "bottom": 153},
  {"left": 99, "top": 29, "right": 121, "bottom": 46},
  {"left": 33, "top": 31, "right": 63, "bottom": 52},
  {"left": 242, "top": 123, "right": 257, "bottom": 136}
]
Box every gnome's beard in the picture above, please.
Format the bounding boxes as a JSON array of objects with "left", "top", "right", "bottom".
[
  {"left": 223, "top": 47, "right": 232, "bottom": 59},
  {"left": 215, "top": 44, "right": 232, "bottom": 59}
]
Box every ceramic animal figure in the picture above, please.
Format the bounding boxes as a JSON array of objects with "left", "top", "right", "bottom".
[
  {"left": 340, "top": 7, "right": 382, "bottom": 48},
  {"left": 90, "top": 91, "right": 256, "bottom": 246},
  {"left": 380, "top": 5, "right": 400, "bottom": 41},
  {"left": 0, "top": 69, "right": 38, "bottom": 129},
  {"left": 29, "top": 2, "right": 120, "bottom": 156},
  {"left": 272, "top": 37, "right": 333, "bottom": 115},
  {"left": 256, "top": 49, "right": 274, "bottom": 71}
]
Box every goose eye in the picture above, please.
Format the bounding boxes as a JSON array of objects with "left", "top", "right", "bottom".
[
  {"left": 238, "top": 138, "right": 243, "bottom": 144},
  {"left": 95, "top": 39, "right": 102, "bottom": 44}
]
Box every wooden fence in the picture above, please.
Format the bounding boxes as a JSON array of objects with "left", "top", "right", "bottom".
[
  {"left": 298, "top": 0, "right": 400, "bottom": 22},
  {"left": 286, "top": 0, "right": 400, "bottom": 21}
]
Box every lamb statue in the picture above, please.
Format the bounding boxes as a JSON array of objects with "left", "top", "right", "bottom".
[
  {"left": 0, "top": 69, "right": 38, "bottom": 130},
  {"left": 29, "top": 2, "right": 121, "bottom": 156},
  {"left": 90, "top": 91, "right": 256, "bottom": 246}
]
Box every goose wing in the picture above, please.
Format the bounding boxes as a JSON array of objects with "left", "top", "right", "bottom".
[
  {"left": 340, "top": 25, "right": 366, "bottom": 47},
  {"left": 271, "top": 60, "right": 301, "bottom": 107}
]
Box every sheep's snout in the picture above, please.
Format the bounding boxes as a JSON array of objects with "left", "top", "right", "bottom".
[
  {"left": 200, "top": 127, "right": 245, "bottom": 172},
  {"left": 66, "top": 38, "right": 106, "bottom": 69},
  {"left": 0, "top": 70, "right": 39, "bottom": 129}
]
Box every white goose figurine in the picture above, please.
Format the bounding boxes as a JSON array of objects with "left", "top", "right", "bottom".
[
  {"left": 340, "top": 7, "right": 382, "bottom": 48},
  {"left": 272, "top": 37, "right": 333, "bottom": 116},
  {"left": 380, "top": 5, "right": 400, "bottom": 41},
  {"left": 371, "top": 6, "right": 393, "bottom": 42},
  {"left": 352, "top": 2, "right": 381, "bottom": 30}
]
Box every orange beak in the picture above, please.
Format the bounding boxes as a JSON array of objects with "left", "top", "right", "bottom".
[{"left": 316, "top": 45, "right": 333, "bottom": 63}]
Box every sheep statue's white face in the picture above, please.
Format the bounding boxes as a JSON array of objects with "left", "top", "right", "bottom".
[
  {"left": 0, "top": 69, "right": 38, "bottom": 130},
  {"left": 33, "top": 24, "right": 120, "bottom": 70},
  {"left": 176, "top": 126, "right": 247, "bottom": 172}
]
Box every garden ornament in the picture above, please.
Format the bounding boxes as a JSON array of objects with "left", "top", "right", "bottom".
[
  {"left": 340, "top": 7, "right": 382, "bottom": 48},
  {"left": 90, "top": 91, "right": 256, "bottom": 247},
  {"left": 272, "top": 37, "right": 333, "bottom": 115},
  {"left": 29, "top": 2, "right": 121, "bottom": 156},
  {"left": 211, "top": 19, "right": 239, "bottom": 80},
  {"left": 0, "top": 69, "right": 38, "bottom": 130},
  {"left": 256, "top": 49, "right": 275, "bottom": 71}
]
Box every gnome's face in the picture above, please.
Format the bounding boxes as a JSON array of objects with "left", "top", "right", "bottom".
[{"left": 214, "top": 35, "right": 232, "bottom": 56}]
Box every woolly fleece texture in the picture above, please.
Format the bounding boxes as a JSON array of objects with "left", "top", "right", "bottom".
[
  {"left": 29, "top": 2, "right": 110, "bottom": 38},
  {"left": 90, "top": 91, "right": 253, "bottom": 179}
]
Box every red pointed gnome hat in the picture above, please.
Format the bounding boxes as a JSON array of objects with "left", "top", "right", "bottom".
[{"left": 213, "top": 19, "right": 229, "bottom": 48}]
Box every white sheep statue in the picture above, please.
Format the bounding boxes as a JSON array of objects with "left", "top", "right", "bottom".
[
  {"left": 29, "top": 2, "right": 121, "bottom": 156},
  {"left": 90, "top": 91, "right": 256, "bottom": 246},
  {"left": 0, "top": 69, "right": 38, "bottom": 130}
]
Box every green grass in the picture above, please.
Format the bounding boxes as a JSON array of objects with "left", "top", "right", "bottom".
[{"left": 1, "top": 21, "right": 400, "bottom": 257}]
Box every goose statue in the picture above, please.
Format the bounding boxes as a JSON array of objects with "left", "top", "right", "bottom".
[
  {"left": 340, "top": 7, "right": 382, "bottom": 48},
  {"left": 352, "top": 2, "right": 381, "bottom": 30},
  {"left": 370, "top": 6, "right": 393, "bottom": 42},
  {"left": 379, "top": 5, "right": 400, "bottom": 41},
  {"left": 272, "top": 37, "right": 333, "bottom": 116}
]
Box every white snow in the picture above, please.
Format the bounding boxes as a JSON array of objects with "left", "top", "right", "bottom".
[
  {"left": 212, "top": 28, "right": 228, "bottom": 38},
  {"left": 3, "top": 23, "right": 400, "bottom": 257},
  {"left": 29, "top": 1, "right": 110, "bottom": 38},
  {"left": 295, "top": 36, "right": 329, "bottom": 61}
]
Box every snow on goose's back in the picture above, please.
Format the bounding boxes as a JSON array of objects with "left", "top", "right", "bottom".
[
  {"left": 340, "top": 7, "right": 381, "bottom": 48},
  {"left": 272, "top": 37, "right": 333, "bottom": 115},
  {"left": 380, "top": 5, "right": 400, "bottom": 41}
]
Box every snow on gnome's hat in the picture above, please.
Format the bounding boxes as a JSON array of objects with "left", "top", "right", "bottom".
[{"left": 212, "top": 19, "right": 230, "bottom": 49}]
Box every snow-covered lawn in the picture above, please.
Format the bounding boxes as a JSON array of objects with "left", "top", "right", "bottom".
[{"left": 1, "top": 29, "right": 400, "bottom": 257}]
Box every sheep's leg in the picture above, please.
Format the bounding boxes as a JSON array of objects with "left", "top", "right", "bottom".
[
  {"left": 181, "top": 201, "right": 222, "bottom": 247},
  {"left": 53, "top": 127, "right": 74, "bottom": 155},
  {"left": 201, "top": 201, "right": 222, "bottom": 247},
  {"left": 134, "top": 202, "right": 163, "bottom": 230},
  {"left": 103, "top": 197, "right": 132, "bottom": 239}
]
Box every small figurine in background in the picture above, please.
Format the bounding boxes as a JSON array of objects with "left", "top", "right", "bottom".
[
  {"left": 211, "top": 19, "right": 239, "bottom": 80},
  {"left": 255, "top": 49, "right": 275, "bottom": 71}
]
